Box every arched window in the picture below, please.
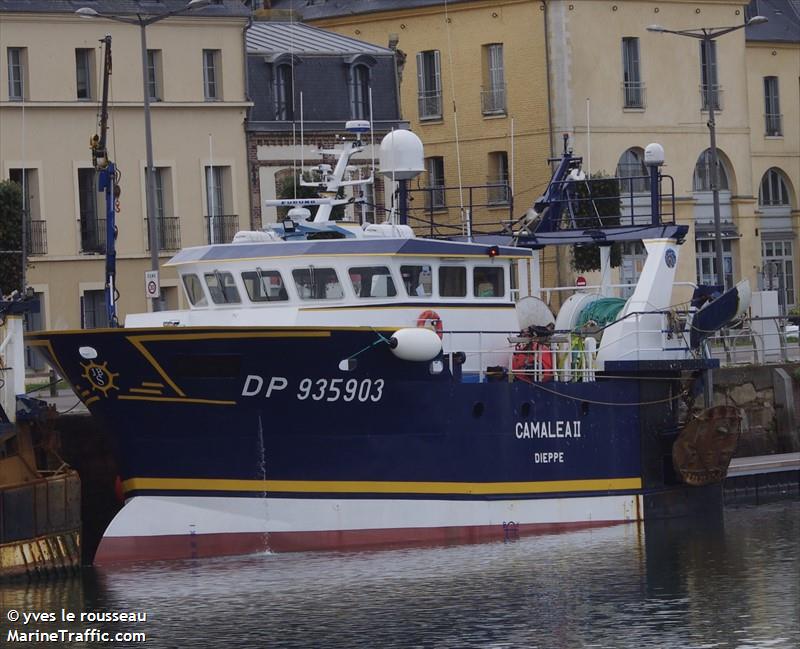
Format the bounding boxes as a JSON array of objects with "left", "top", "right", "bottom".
[
  {"left": 616, "top": 148, "right": 648, "bottom": 194},
  {"left": 759, "top": 168, "right": 791, "bottom": 206},
  {"left": 693, "top": 149, "right": 729, "bottom": 192},
  {"left": 274, "top": 64, "right": 293, "bottom": 121},
  {"left": 350, "top": 64, "right": 370, "bottom": 120}
]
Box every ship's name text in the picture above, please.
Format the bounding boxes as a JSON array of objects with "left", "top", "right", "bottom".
[
  {"left": 515, "top": 420, "right": 581, "bottom": 439},
  {"left": 241, "top": 375, "right": 384, "bottom": 403}
]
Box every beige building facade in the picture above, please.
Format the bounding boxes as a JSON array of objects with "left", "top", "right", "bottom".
[
  {"left": 281, "top": 0, "right": 798, "bottom": 305},
  {"left": 0, "top": 0, "right": 251, "bottom": 336},
  {"left": 274, "top": 0, "right": 557, "bottom": 285}
]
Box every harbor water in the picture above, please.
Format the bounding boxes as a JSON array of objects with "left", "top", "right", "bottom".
[{"left": 2, "top": 501, "right": 798, "bottom": 648}]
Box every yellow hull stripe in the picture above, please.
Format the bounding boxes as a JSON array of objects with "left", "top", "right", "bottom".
[
  {"left": 123, "top": 477, "right": 642, "bottom": 495},
  {"left": 118, "top": 395, "right": 236, "bottom": 405},
  {"left": 129, "top": 387, "right": 163, "bottom": 395}
]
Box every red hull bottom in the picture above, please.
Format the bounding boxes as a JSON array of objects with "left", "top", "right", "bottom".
[{"left": 94, "top": 520, "right": 625, "bottom": 566}]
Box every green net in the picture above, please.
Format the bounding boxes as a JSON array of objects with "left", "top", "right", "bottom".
[{"left": 575, "top": 297, "right": 627, "bottom": 329}]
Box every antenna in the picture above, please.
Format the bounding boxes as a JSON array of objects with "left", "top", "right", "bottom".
[
  {"left": 300, "top": 91, "right": 304, "bottom": 181},
  {"left": 586, "top": 97, "right": 591, "bottom": 175},
  {"left": 208, "top": 133, "right": 216, "bottom": 244}
]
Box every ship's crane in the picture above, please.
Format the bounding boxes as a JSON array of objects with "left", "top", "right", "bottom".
[{"left": 90, "top": 34, "right": 120, "bottom": 326}]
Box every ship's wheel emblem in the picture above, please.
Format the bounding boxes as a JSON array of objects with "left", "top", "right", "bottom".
[{"left": 81, "top": 361, "right": 119, "bottom": 397}]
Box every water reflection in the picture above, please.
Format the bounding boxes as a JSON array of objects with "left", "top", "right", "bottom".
[{"left": 2, "top": 502, "right": 797, "bottom": 648}]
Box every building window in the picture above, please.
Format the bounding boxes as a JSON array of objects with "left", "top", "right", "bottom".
[
  {"left": 146, "top": 167, "right": 180, "bottom": 251},
  {"left": 273, "top": 63, "right": 293, "bottom": 120},
  {"left": 621, "top": 38, "right": 644, "bottom": 108},
  {"left": 744, "top": 0, "right": 761, "bottom": 22},
  {"left": 616, "top": 148, "right": 648, "bottom": 194},
  {"left": 7, "top": 47, "right": 26, "bottom": 100},
  {"left": 487, "top": 151, "right": 509, "bottom": 204},
  {"left": 75, "top": 49, "right": 93, "bottom": 100},
  {"left": 424, "top": 157, "right": 446, "bottom": 210},
  {"left": 693, "top": 149, "right": 729, "bottom": 192},
  {"left": 764, "top": 76, "right": 781, "bottom": 136},
  {"left": 620, "top": 241, "right": 646, "bottom": 297},
  {"left": 695, "top": 238, "right": 733, "bottom": 289},
  {"left": 78, "top": 168, "right": 103, "bottom": 253},
  {"left": 349, "top": 64, "right": 370, "bottom": 120},
  {"left": 700, "top": 40, "right": 720, "bottom": 111},
  {"left": 759, "top": 168, "right": 791, "bottom": 207},
  {"left": 82, "top": 290, "right": 109, "bottom": 329},
  {"left": 762, "top": 240, "right": 795, "bottom": 307},
  {"left": 147, "top": 49, "right": 162, "bottom": 101},
  {"left": 8, "top": 168, "right": 46, "bottom": 255},
  {"left": 205, "top": 165, "right": 236, "bottom": 243},
  {"left": 416, "top": 50, "right": 442, "bottom": 120},
  {"left": 481, "top": 43, "right": 506, "bottom": 115},
  {"left": 203, "top": 49, "right": 221, "bottom": 101}
]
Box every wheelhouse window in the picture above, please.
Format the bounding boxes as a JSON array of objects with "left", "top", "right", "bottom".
[
  {"left": 439, "top": 266, "right": 466, "bottom": 297},
  {"left": 348, "top": 266, "right": 397, "bottom": 298},
  {"left": 473, "top": 266, "right": 504, "bottom": 298},
  {"left": 401, "top": 265, "right": 433, "bottom": 297},
  {"left": 292, "top": 267, "right": 344, "bottom": 300},
  {"left": 242, "top": 269, "right": 288, "bottom": 302},
  {"left": 204, "top": 271, "right": 241, "bottom": 304},
  {"left": 183, "top": 274, "right": 208, "bottom": 307}
]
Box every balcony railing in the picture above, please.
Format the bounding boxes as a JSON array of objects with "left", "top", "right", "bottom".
[
  {"left": 486, "top": 182, "right": 510, "bottom": 205},
  {"left": 700, "top": 84, "right": 723, "bottom": 111},
  {"left": 622, "top": 82, "right": 645, "bottom": 109},
  {"left": 765, "top": 113, "right": 783, "bottom": 136},
  {"left": 80, "top": 217, "right": 106, "bottom": 254},
  {"left": 481, "top": 84, "right": 507, "bottom": 115},
  {"left": 205, "top": 214, "right": 239, "bottom": 244},
  {"left": 418, "top": 90, "right": 442, "bottom": 120},
  {"left": 145, "top": 217, "right": 182, "bottom": 251},
  {"left": 26, "top": 220, "right": 47, "bottom": 255}
]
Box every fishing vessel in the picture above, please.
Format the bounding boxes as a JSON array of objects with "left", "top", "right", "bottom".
[{"left": 28, "top": 125, "right": 749, "bottom": 565}]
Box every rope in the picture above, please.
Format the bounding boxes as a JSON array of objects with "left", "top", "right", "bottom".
[{"left": 526, "top": 380, "right": 688, "bottom": 407}]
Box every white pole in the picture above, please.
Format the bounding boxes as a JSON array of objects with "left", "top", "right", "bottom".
[
  {"left": 510, "top": 116, "right": 515, "bottom": 198},
  {"left": 208, "top": 133, "right": 216, "bottom": 244},
  {"left": 586, "top": 97, "right": 591, "bottom": 175},
  {"left": 300, "top": 91, "right": 304, "bottom": 179}
]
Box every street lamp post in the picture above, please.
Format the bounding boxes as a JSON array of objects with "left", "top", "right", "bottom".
[
  {"left": 647, "top": 14, "right": 767, "bottom": 289},
  {"left": 77, "top": 0, "right": 210, "bottom": 312}
]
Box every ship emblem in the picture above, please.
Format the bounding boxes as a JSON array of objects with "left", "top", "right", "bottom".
[
  {"left": 81, "top": 360, "right": 120, "bottom": 397},
  {"left": 665, "top": 249, "right": 677, "bottom": 268}
]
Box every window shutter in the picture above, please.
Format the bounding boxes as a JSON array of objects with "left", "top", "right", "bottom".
[{"left": 416, "top": 52, "right": 425, "bottom": 93}]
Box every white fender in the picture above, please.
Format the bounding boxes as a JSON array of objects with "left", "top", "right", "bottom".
[{"left": 389, "top": 328, "right": 442, "bottom": 362}]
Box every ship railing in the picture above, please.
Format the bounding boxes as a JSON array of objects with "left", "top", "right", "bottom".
[{"left": 443, "top": 309, "right": 700, "bottom": 383}]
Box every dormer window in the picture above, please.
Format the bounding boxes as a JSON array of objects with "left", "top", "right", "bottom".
[
  {"left": 349, "top": 64, "right": 370, "bottom": 120},
  {"left": 274, "top": 63, "right": 293, "bottom": 120}
]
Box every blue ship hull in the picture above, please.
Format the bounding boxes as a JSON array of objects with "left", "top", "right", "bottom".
[{"left": 28, "top": 326, "right": 696, "bottom": 563}]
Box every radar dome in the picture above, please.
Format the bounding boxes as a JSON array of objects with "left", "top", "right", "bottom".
[{"left": 379, "top": 130, "right": 424, "bottom": 180}]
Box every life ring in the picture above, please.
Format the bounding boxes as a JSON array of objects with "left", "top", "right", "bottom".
[{"left": 416, "top": 309, "right": 443, "bottom": 338}]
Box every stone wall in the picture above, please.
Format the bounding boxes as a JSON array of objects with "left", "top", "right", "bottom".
[{"left": 712, "top": 364, "right": 800, "bottom": 457}]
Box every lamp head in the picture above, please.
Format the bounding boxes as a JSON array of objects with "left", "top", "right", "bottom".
[
  {"left": 187, "top": 0, "right": 212, "bottom": 7},
  {"left": 746, "top": 15, "right": 768, "bottom": 26},
  {"left": 646, "top": 24, "right": 666, "bottom": 33},
  {"left": 75, "top": 7, "right": 100, "bottom": 18}
]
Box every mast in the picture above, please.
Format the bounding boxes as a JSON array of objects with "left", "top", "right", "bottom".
[{"left": 90, "top": 35, "right": 120, "bottom": 326}]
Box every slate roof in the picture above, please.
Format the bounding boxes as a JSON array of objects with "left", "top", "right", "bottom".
[
  {"left": 746, "top": 0, "right": 800, "bottom": 42},
  {"left": 247, "top": 21, "right": 393, "bottom": 55},
  {"left": 0, "top": 0, "right": 250, "bottom": 18},
  {"left": 269, "top": 0, "right": 472, "bottom": 20}
]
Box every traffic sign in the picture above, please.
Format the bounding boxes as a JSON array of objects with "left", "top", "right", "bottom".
[
  {"left": 576, "top": 276, "right": 587, "bottom": 288},
  {"left": 145, "top": 270, "right": 161, "bottom": 299}
]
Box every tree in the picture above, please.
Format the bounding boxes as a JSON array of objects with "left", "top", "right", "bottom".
[
  {"left": 0, "top": 180, "right": 23, "bottom": 295},
  {"left": 570, "top": 174, "right": 623, "bottom": 272}
]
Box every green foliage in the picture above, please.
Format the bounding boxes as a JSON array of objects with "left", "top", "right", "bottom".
[
  {"left": 570, "top": 174, "right": 623, "bottom": 272},
  {"left": 0, "top": 180, "right": 23, "bottom": 295}
]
